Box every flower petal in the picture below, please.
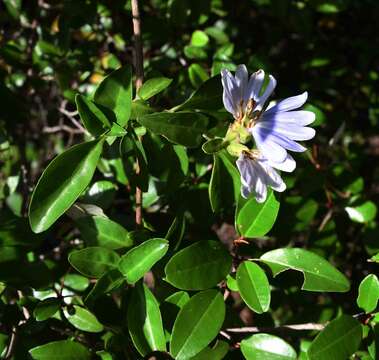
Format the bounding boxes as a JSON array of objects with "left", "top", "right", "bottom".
[
  {"left": 262, "top": 110, "right": 316, "bottom": 126},
  {"left": 255, "top": 75, "right": 277, "bottom": 111},
  {"left": 265, "top": 92, "right": 308, "bottom": 114},
  {"left": 258, "top": 122, "right": 316, "bottom": 141},
  {"left": 268, "top": 154, "right": 296, "bottom": 173},
  {"left": 235, "top": 64, "right": 248, "bottom": 99},
  {"left": 246, "top": 69, "right": 265, "bottom": 103}
]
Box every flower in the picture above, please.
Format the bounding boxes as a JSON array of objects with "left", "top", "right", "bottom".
[
  {"left": 236, "top": 151, "right": 295, "bottom": 202},
  {"left": 221, "top": 65, "right": 315, "bottom": 165}
]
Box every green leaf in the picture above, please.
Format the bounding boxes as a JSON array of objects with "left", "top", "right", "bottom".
[
  {"left": 34, "top": 298, "right": 60, "bottom": 321},
  {"left": 260, "top": 248, "right": 350, "bottom": 292},
  {"left": 190, "top": 340, "right": 229, "bottom": 360},
  {"left": 357, "top": 274, "right": 379, "bottom": 313},
  {"left": 118, "top": 238, "right": 169, "bottom": 284},
  {"left": 191, "top": 30, "right": 209, "bottom": 47},
  {"left": 173, "top": 75, "right": 222, "bottom": 111},
  {"left": 209, "top": 151, "right": 240, "bottom": 212},
  {"left": 241, "top": 333, "right": 297, "bottom": 360},
  {"left": 76, "top": 215, "right": 133, "bottom": 249},
  {"left": 137, "top": 111, "right": 208, "bottom": 148},
  {"left": 75, "top": 94, "right": 111, "bottom": 136},
  {"left": 128, "top": 282, "right": 166, "bottom": 356},
  {"left": 164, "top": 240, "right": 232, "bottom": 290},
  {"left": 29, "top": 139, "right": 104, "bottom": 233},
  {"left": 64, "top": 274, "right": 90, "bottom": 292},
  {"left": 29, "top": 340, "right": 91, "bottom": 360},
  {"left": 237, "top": 191, "right": 280, "bottom": 237},
  {"left": 345, "top": 201, "right": 377, "bottom": 223},
  {"left": 170, "top": 290, "right": 225, "bottom": 359},
  {"left": 64, "top": 305, "right": 104, "bottom": 333},
  {"left": 236, "top": 261, "right": 270, "bottom": 314},
  {"left": 165, "top": 213, "right": 186, "bottom": 252},
  {"left": 68, "top": 247, "right": 120, "bottom": 278},
  {"left": 138, "top": 77, "right": 173, "bottom": 100},
  {"left": 307, "top": 315, "right": 362, "bottom": 360},
  {"left": 94, "top": 64, "right": 132, "bottom": 126},
  {"left": 188, "top": 64, "right": 209, "bottom": 88},
  {"left": 202, "top": 138, "right": 228, "bottom": 154}
]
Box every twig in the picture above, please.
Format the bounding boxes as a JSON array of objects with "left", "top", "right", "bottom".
[
  {"left": 131, "top": 0, "right": 144, "bottom": 227},
  {"left": 58, "top": 101, "right": 85, "bottom": 133},
  {"left": 4, "top": 327, "right": 17, "bottom": 360},
  {"left": 225, "top": 322, "right": 325, "bottom": 334},
  {"left": 43, "top": 125, "right": 84, "bottom": 134}
]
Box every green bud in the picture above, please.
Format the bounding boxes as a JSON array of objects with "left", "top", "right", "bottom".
[{"left": 226, "top": 142, "right": 249, "bottom": 157}]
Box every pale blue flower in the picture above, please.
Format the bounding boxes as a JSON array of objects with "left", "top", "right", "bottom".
[{"left": 221, "top": 65, "right": 316, "bottom": 165}]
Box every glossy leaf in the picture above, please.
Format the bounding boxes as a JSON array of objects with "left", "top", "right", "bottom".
[
  {"left": 94, "top": 64, "right": 132, "bottom": 126},
  {"left": 75, "top": 94, "right": 111, "bottom": 136},
  {"left": 237, "top": 191, "right": 280, "bottom": 237},
  {"left": 345, "top": 201, "right": 377, "bottom": 223},
  {"left": 170, "top": 290, "right": 225, "bottom": 359},
  {"left": 260, "top": 248, "right": 350, "bottom": 292},
  {"left": 34, "top": 298, "right": 60, "bottom": 321},
  {"left": 76, "top": 215, "right": 132, "bottom": 249},
  {"left": 357, "top": 274, "right": 379, "bottom": 313},
  {"left": 188, "top": 63, "right": 209, "bottom": 88},
  {"left": 164, "top": 240, "right": 232, "bottom": 290},
  {"left": 29, "top": 340, "right": 91, "bottom": 360},
  {"left": 118, "top": 238, "right": 169, "bottom": 284},
  {"left": 137, "top": 111, "right": 208, "bottom": 148},
  {"left": 128, "top": 282, "right": 166, "bottom": 356},
  {"left": 307, "top": 315, "right": 362, "bottom": 360},
  {"left": 241, "top": 333, "right": 297, "bottom": 360},
  {"left": 138, "top": 77, "right": 173, "bottom": 100},
  {"left": 190, "top": 340, "right": 229, "bottom": 360},
  {"left": 236, "top": 261, "right": 270, "bottom": 313},
  {"left": 64, "top": 305, "right": 104, "bottom": 333},
  {"left": 68, "top": 247, "right": 120, "bottom": 278},
  {"left": 29, "top": 139, "right": 104, "bottom": 233}
]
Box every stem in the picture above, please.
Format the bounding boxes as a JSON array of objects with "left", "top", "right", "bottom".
[
  {"left": 131, "top": 0, "right": 144, "bottom": 227},
  {"left": 225, "top": 322, "right": 325, "bottom": 334}
]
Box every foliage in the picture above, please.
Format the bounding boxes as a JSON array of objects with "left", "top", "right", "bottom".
[{"left": 0, "top": 0, "right": 379, "bottom": 359}]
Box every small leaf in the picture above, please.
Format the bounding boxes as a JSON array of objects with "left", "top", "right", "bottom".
[
  {"left": 260, "top": 248, "right": 350, "bottom": 292},
  {"left": 164, "top": 240, "right": 232, "bottom": 290},
  {"left": 241, "top": 333, "right": 297, "bottom": 360},
  {"left": 236, "top": 261, "right": 270, "bottom": 314},
  {"left": 118, "top": 238, "right": 169, "bottom": 284},
  {"left": 170, "top": 290, "right": 225, "bottom": 359},
  {"left": 137, "top": 111, "right": 208, "bottom": 148},
  {"left": 188, "top": 63, "right": 209, "bottom": 88},
  {"left": 237, "top": 191, "right": 280, "bottom": 237},
  {"left": 75, "top": 94, "right": 111, "bottom": 136},
  {"left": 29, "top": 340, "right": 91, "bottom": 360},
  {"left": 128, "top": 282, "right": 166, "bottom": 356},
  {"left": 64, "top": 305, "right": 104, "bottom": 333},
  {"left": 94, "top": 64, "right": 132, "bottom": 126},
  {"left": 345, "top": 201, "right": 377, "bottom": 223},
  {"left": 307, "top": 315, "right": 362, "bottom": 360},
  {"left": 76, "top": 215, "right": 133, "bottom": 249},
  {"left": 138, "top": 77, "right": 173, "bottom": 100},
  {"left": 34, "top": 298, "right": 60, "bottom": 321},
  {"left": 191, "top": 30, "right": 209, "bottom": 47},
  {"left": 357, "top": 274, "right": 379, "bottom": 313},
  {"left": 29, "top": 139, "right": 104, "bottom": 233},
  {"left": 68, "top": 247, "right": 120, "bottom": 278}
]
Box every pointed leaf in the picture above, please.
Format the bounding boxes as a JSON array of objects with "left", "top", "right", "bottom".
[
  {"left": 357, "top": 274, "right": 379, "bottom": 313},
  {"left": 170, "top": 290, "right": 225, "bottom": 359},
  {"left": 138, "top": 77, "right": 173, "bottom": 100},
  {"left": 64, "top": 305, "right": 104, "bottom": 333},
  {"left": 236, "top": 261, "right": 270, "bottom": 314},
  {"left": 29, "top": 139, "right": 104, "bottom": 233},
  {"left": 164, "top": 240, "right": 232, "bottom": 290},
  {"left": 29, "top": 340, "right": 91, "bottom": 360},
  {"left": 260, "top": 248, "right": 350, "bottom": 292}
]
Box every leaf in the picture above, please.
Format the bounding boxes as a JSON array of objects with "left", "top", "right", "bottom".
[
  {"left": 165, "top": 213, "right": 186, "bottom": 252},
  {"left": 128, "top": 282, "right": 166, "bottom": 356},
  {"left": 138, "top": 77, "right": 173, "bottom": 100},
  {"left": 68, "top": 247, "right": 120, "bottom": 278},
  {"left": 173, "top": 75, "right": 222, "bottom": 111},
  {"left": 237, "top": 191, "right": 280, "bottom": 237},
  {"left": 240, "top": 333, "right": 297, "bottom": 360},
  {"left": 137, "top": 111, "right": 208, "bottom": 148},
  {"left": 29, "top": 139, "right": 104, "bottom": 233},
  {"left": 191, "top": 30, "right": 209, "bottom": 47},
  {"left": 345, "top": 201, "right": 377, "bottom": 223},
  {"left": 260, "top": 248, "right": 350, "bottom": 292},
  {"left": 94, "top": 64, "right": 132, "bottom": 126},
  {"left": 209, "top": 151, "right": 240, "bottom": 212},
  {"left": 307, "top": 315, "right": 362, "bottom": 360},
  {"left": 236, "top": 261, "right": 270, "bottom": 314},
  {"left": 75, "top": 94, "right": 111, "bottom": 136},
  {"left": 76, "top": 215, "right": 133, "bottom": 249},
  {"left": 164, "top": 240, "right": 232, "bottom": 290},
  {"left": 190, "top": 340, "right": 229, "bottom": 360},
  {"left": 202, "top": 138, "right": 228, "bottom": 154},
  {"left": 29, "top": 340, "right": 91, "bottom": 360},
  {"left": 118, "top": 238, "right": 169, "bottom": 284},
  {"left": 63, "top": 305, "right": 104, "bottom": 333},
  {"left": 170, "top": 289, "right": 225, "bottom": 359},
  {"left": 34, "top": 298, "right": 60, "bottom": 321},
  {"left": 357, "top": 274, "right": 379, "bottom": 313},
  {"left": 188, "top": 64, "right": 209, "bottom": 88}
]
